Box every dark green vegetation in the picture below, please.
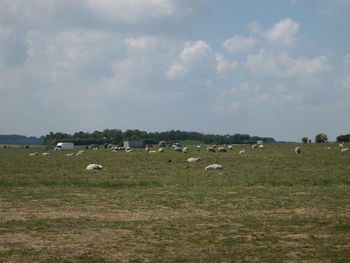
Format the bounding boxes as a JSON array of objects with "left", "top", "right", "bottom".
[
  {"left": 43, "top": 129, "right": 269, "bottom": 146},
  {"left": 0, "top": 143, "right": 349, "bottom": 262},
  {"left": 0, "top": 135, "right": 43, "bottom": 145}
]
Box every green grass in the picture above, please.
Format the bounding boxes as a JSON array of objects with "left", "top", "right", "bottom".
[{"left": 0, "top": 143, "right": 349, "bottom": 262}]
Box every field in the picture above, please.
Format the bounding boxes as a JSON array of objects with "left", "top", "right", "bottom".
[{"left": 0, "top": 143, "right": 349, "bottom": 262}]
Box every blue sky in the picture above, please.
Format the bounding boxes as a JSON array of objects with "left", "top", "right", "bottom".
[{"left": 0, "top": 0, "right": 349, "bottom": 142}]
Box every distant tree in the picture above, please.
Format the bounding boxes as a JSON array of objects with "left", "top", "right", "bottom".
[
  {"left": 336, "top": 134, "right": 350, "bottom": 143},
  {"left": 315, "top": 133, "right": 328, "bottom": 143},
  {"left": 302, "top": 137, "right": 308, "bottom": 144}
]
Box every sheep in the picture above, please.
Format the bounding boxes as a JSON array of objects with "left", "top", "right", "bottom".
[
  {"left": 29, "top": 152, "right": 39, "bottom": 156},
  {"left": 186, "top": 157, "right": 202, "bottom": 163},
  {"left": 207, "top": 147, "right": 216, "bottom": 152},
  {"left": 217, "top": 147, "right": 227, "bottom": 152},
  {"left": 148, "top": 150, "right": 157, "bottom": 153},
  {"left": 174, "top": 147, "right": 182, "bottom": 152},
  {"left": 158, "top": 148, "right": 164, "bottom": 153},
  {"left": 339, "top": 143, "right": 345, "bottom": 148},
  {"left": 41, "top": 152, "right": 50, "bottom": 156},
  {"left": 125, "top": 148, "right": 133, "bottom": 152},
  {"left": 76, "top": 150, "right": 85, "bottom": 156},
  {"left": 252, "top": 144, "right": 257, "bottom": 150},
  {"left": 182, "top": 147, "right": 188, "bottom": 153},
  {"left": 86, "top": 164, "right": 103, "bottom": 170},
  {"left": 239, "top": 149, "right": 245, "bottom": 154},
  {"left": 145, "top": 147, "right": 150, "bottom": 152},
  {"left": 66, "top": 153, "right": 74, "bottom": 156},
  {"left": 259, "top": 145, "right": 265, "bottom": 149},
  {"left": 205, "top": 164, "right": 223, "bottom": 171},
  {"left": 341, "top": 148, "right": 349, "bottom": 152},
  {"left": 227, "top": 145, "right": 233, "bottom": 150},
  {"left": 294, "top": 146, "right": 302, "bottom": 154}
]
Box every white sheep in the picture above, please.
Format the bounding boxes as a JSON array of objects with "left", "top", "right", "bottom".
[
  {"left": 341, "top": 148, "right": 349, "bottom": 152},
  {"left": 29, "top": 152, "right": 39, "bottom": 156},
  {"left": 41, "top": 152, "right": 50, "bottom": 156},
  {"left": 148, "top": 150, "right": 157, "bottom": 153},
  {"left": 239, "top": 149, "right": 246, "bottom": 154},
  {"left": 66, "top": 153, "right": 74, "bottom": 156},
  {"left": 182, "top": 147, "right": 188, "bottom": 153},
  {"left": 174, "top": 147, "right": 182, "bottom": 152},
  {"left": 217, "top": 147, "right": 227, "bottom": 152},
  {"left": 205, "top": 164, "right": 223, "bottom": 171},
  {"left": 125, "top": 148, "right": 133, "bottom": 152},
  {"left": 86, "top": 164, "right": 103, "bottom": 170},
  {"left": 186, "top": 157, "right": 202, "bottom": 163},
  {"left": 259, "top": 145, "right": 265, "bottom": 149},
  {"left": 145, "top": 147, "right": 150, "bottom": 152},
  {"left": 76, "top": 150, "right": 85, "bottom": 156},
  {"left": 227, "top": 145, "right": 233, "bottom": 150},
  {"left": 158, "top": 148, "right": 164, "bottom": 153},
  {"left": 294, "top": 146, "right": 302, "bottom": 154},
  {"left": 207, "top": 147, "right": 216, "bottom": 152},
  {"left": 252, "top": 144, "right": 257, "bottom": 150}
]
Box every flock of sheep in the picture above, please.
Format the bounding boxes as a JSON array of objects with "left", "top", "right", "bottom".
[{"left": 28, "top": 143, "right": 348, "bottom": 172}]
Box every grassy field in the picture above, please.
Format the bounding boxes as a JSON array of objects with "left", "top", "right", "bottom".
[{"left": 0, "top": 143, "right": 349, "bottom": 262}]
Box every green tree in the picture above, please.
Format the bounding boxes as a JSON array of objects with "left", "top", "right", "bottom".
[
  {"left": 315, "top": 133, "right": 328, "bottom": 143},
  {"left": 302, "top": 137, "right": 308, "bottom": 144}
]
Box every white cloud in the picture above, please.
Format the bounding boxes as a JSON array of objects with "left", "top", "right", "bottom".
[
  {"left": 245, "top": 49, "right": 330, "bottom": 79},
  {"left": 215, "top": 53, "right": 238, "bottom": 75},
  {"left": 264, "top": 18, "right": 299, "bottom": 46},
  {"left": 223, "top": 36, "right": 256, "bottom": 54},
  {"left": 166, "top": 40, "right": 217, "bottom": 79}
]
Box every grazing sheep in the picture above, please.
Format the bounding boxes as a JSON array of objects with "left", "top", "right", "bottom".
[
  {"left": 207, "top": 147, "right": 216, "bottom": 152},
  {"left": 148, "top": 150, "right": 157, "bottom": 153},
  {"left": 239, "top": 149, "right": 245, "bottom": 154},
  {"left": 339, "top": 143, "right": 345, "bottom": 148},
  {"left": 41, "top": 152, "right": 50, "bottom": 156},
  {"left": 66, "top": 153, "right": 74, "bottom": 156},
  {"left": 218, "top": 147, "right": 227, "bottom": 152},
  {"left": 252, "top": 144, "right": 257, "bottom": 150},
  {"left": 294, "top": 147, "right": 302, "bottom": 154},
  {"left": 86, "top": 164, "right": 103, "bottom": 170},
  {"left": 158, "top": 148, "right": 164, "bottom": 153},
  {"left": 174, "top": 147, "right": 182, "bottom": 152},
  {"left": 205, "top": 164, "right": 223, "bottom": 171},
  {"left": 76, "top": 150, "right": 85, "bottom": 156},
  {"left": 126, "top": 148, "right": 133, "bottom": 152},
  {"left": 186, "top": 157, "right": 202, "bottom": 163},
  {"left": 259, "top": 145, "right": 265, "bottom": 149},
  {"left": 29, "top": 152, "right": 39, "bottom": 156},
  {"left": 227, "top": 145, "right": 233, "bottom": 150},
  {"left": 145, "top": 147, "right": 150, "bottom": 152},
  {"left": 341, "top": 148, "right": 349, "bottom": 152},
  {"left": 182, "top": 147, "right": 188, "bottom": 153}
]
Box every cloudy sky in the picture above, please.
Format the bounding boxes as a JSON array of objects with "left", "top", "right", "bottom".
[{"left": 1, "top": 0, "right": 349, "bottom": 141}]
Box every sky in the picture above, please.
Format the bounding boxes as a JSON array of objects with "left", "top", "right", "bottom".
[{"left": 0, "top": 0, "right": 349, "bottom": 142}]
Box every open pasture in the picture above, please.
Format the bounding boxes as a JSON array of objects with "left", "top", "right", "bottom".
[{"left": 0, "top": 143, "right": 349, "bottom": 262}]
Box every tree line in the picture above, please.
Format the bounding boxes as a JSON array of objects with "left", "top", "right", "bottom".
[{"left": 43, "top": 129, "right": 268, "bottom": 146}]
